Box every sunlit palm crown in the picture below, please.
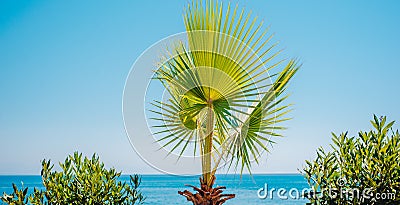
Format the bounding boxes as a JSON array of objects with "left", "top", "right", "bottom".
[{"left": 151, "top": 0, "right": 299, "bottom": 174}]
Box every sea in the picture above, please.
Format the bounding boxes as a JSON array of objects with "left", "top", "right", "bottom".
[{"left": 0, "top": 174, "right": 310, "bottom": 204}]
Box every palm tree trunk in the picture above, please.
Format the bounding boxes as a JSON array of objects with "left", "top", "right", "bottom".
[
  {"left": 203, "top": 104, "right": 214, "bottom": 186},
  {"left": 178, "top": 175, "right": 235, "bottom": 205}
]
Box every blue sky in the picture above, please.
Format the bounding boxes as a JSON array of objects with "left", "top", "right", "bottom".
[{"left": 1, "top": 0, "right": 399, "bottom": 175}]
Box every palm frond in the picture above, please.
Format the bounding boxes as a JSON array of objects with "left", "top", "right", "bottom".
[
  {"left": 148, "top": 0, "right": 300, "bottom": 178},
  {"left": 223, "top": 60, "right": 300, "bottom": 174}
]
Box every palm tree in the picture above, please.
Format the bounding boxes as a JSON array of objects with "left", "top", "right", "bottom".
[{"left": 150, "top": 0, "right": 300, "bottom": 204}]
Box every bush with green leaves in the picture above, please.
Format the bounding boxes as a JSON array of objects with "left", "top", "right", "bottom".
[
  {"left": 1, "top": 152, "right": 144, "bottom": 205},
  {"left": 0, "top": 184, "right": 29, "bottom": 205},
  {"left": 303, "top": 116, "right": 400, "bottom": 204}
]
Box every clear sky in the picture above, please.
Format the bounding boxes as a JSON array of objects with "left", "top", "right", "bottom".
[{"left": 1, "top": 0, "right": 399, "bottom": 175}]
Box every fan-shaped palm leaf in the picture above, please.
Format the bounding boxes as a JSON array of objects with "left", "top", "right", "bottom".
[{"left": 150, "top": 0, "right": 299, "bottom": 186}]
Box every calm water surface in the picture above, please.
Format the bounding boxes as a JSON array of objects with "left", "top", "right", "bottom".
[{"left": 0, "top": 174, "right": 310, "bottom": 204}]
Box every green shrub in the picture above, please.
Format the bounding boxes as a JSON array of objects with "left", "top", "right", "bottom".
[
  {"left": 1, "top": 152, "right": 144, "bottom": 205},
  {"left": 0, "top": 184, "right": 29, "bottom": 205},
  {"left": 302, "top": 116, "right": 400, "bottom": 204}
]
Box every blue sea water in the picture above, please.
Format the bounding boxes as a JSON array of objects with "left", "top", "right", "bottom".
[{"left": 0, "top": 174, "right": 310, "bottom": 204}]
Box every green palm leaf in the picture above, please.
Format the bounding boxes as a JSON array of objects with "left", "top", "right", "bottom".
[{"left": 149, "top": 0, "right": 300, "bottom": 184}]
